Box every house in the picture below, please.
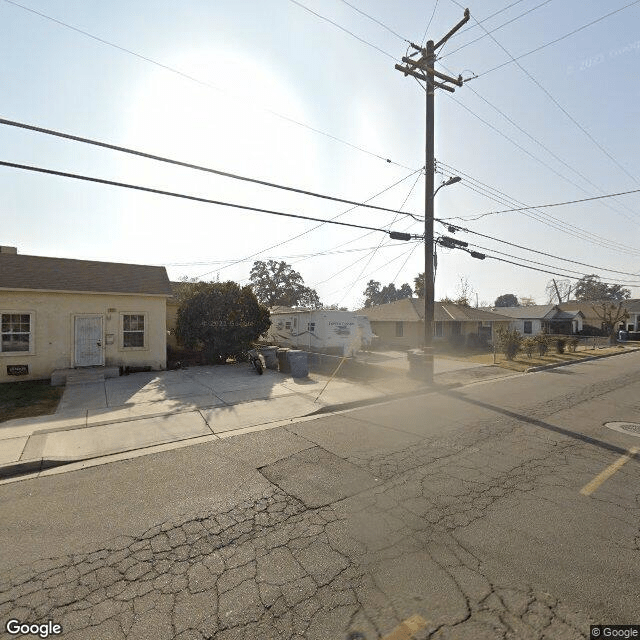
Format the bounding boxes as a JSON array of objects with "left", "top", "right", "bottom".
[
  {"left": 358, "top": 298, "right": 512, "bottom": 349},
  {"left": 0, "top": 247, "right": 172, "bottom": 383},
  {"left": 484, "top": 305, "right": 584, "bottom": 336},
  {"left": 556, "top": 299, "right": 640, "bottom": 334}
]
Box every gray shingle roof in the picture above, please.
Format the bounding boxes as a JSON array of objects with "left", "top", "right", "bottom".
[
  {"left": 0, "top": 253, "right": 172, "bottom": 296},
  {"left": 358, "top": 298, "right": 512, "bottom": 322},
  {"left": 480, "top": 304, "right": 558, "bottom": 319}
]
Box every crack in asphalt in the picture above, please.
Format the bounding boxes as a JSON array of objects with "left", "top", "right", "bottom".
[{"left": 3, "top": 372, "right": 638, "bottom": 638}]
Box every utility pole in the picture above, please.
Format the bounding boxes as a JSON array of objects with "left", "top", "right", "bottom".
[{"left": 395, "top": 8, "right": 470, "bottom": 383}]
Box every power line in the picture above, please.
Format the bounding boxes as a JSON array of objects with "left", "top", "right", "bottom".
[
  {"left": 1, "top": 0, "right": 411, "bottom": 170},
  {"left": 337, "top": 0, "right": 410, "bottom": 42},
  {"left": 323, "top": 242, "right": 421, "bottom": 298},
  {"left": 287, "top": 0, "right": 397, "bottom": 60},
  {"left": 451, "top": 0, "right": 529, "bottom": 39},
  {"left": 0, "top": 118, "right": 424, "bottom": 221},
  {"left": 473, "top": 0, "right": 640, "bottom": 78},
  {"left": 463, "top": 240, "right": 640, "bottom": 283},
  {"left": 437, "top": 161, "right": 640, "bottom": 256},
  {"left": 336, "top": 170, "right": 424, "bottom": 303},
  {"left": 0, "top": 160, "right": 414, "bottom": 235},
  {"left": 438, "top": 217, "right": 640, "bottom": 278},
  {"left": 441, "top": 0, "right": 556, "bottom": 59},
  {"left": 196, "top": 167, "right": 423, "bottom": 278},
  {"left": 164, "top": 241, "right": 420, "bottom": 267},
  {"left": 437, "top": 69, "right": 640, "bottom": 224},
  {"left": 445, "top": 186, "right": 640, "bottom": 217},
  {"left": 422, "top": 0, "right": 440, "bottom": 45},
  {"left": 451, "top": 0, "right": 640, "bottom": 186},
  {"left": 473, "top": 249, "right": 640, "bottom": 288}
]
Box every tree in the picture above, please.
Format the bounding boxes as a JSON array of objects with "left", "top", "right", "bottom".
[
  {"left": 363, "top": 280, "right": 413, "bottom": 307},
  {"left": 175, "top": 282, "right": 271, "bottom": 363},
  {"left": 249, "top": 260, "right": 321, "bottom": 308},
  {"left": 592, "top": 301, "right": 630, "bottom": 344},
  {"left": 441, "top": 276, "right": 474, "bottom": 307},
  {"left": 414, "top": 273, "right": 425, "bottom": 298},
  {"left": 494, "top": 293, "right": 519, "bottom": 307},
  {"left": 574, "top": 274, "right": 631, "bottom": 302},
  {"left": 172, "top": 277, "right": 213, "bottom": 306},
  {"left": 545, "top": 279, "right": 572, "bottom": 304}
]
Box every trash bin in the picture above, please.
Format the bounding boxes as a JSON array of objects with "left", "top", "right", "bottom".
[
  {"left": 287, "top": 350, "right": 309, "bottom": 378},
  {"left": 277, "top": 348, "right": 291, "bottom": 373},
  {"left": 259, "top": 346, "right": 278, "bottom": 370}
]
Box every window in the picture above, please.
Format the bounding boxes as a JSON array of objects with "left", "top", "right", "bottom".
[
  {"left": 285, "top": 321, "right": 292, "bottom": 330},
  {"left": 307, "top": 322, "right": 316, "bottom": 332},
  {"left": 1, "top": 313, "right": 31, "bottom": 353},
  {"left": 524, "top": 321, "right": 533, "bottom": 334},
  {"left": 395, "top": 321, "right": 404, "bottom": 337},
  {"left": 123, "top": 314, "right": 145, "bottom": 348}
]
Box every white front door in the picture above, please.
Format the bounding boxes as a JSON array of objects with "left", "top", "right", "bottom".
[{"left": 74, "top": 316, "right": 103, "bottom": 367}]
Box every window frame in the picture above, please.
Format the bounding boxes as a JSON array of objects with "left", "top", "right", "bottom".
[
  {"left": 523, "top": 320, "right": 533, "bottom": 334},
  {"left": 120, "top": 312, "right": 148, "bottom": 351},
  {"left": 395, "top": 321, "right": 404, "bottom": 337},
  {"left": 0, "top": 311, "right": 35, "bottom": 356}
]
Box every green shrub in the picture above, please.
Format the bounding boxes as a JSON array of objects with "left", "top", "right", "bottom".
[
  {"left": 555, "top": 338, "right": 567, "bottom": 354},
  {"left": 496, "top": 327, "right": 522, "bottom": 361},
  {"left": 522, "top": 337, "right": 536, "bottom": 358}
]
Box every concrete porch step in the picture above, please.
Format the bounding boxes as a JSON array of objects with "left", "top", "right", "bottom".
[{"left": 51, "top": 366, "right": 120, "bottom": 386}]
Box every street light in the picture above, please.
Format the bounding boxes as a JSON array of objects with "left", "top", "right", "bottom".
[{"left": 433, "top": 176, "right": 461, "bottom": 198}]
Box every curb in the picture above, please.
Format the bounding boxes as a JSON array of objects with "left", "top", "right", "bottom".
[{"left": 525, "top": 346, "right": 640, "bottom": 373}]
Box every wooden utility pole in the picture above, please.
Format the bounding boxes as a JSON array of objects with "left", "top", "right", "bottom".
[{"left": 395, "top": 8, "right": 470, "bottom": 382}]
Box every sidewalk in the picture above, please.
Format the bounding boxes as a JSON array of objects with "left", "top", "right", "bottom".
[{"left": 0, "top": 360, "right": 513, "bottom": 479}]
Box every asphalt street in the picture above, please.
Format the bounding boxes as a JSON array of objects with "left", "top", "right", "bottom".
[{"left": 1, "top": 352, "right": 639, "bottom": 639}]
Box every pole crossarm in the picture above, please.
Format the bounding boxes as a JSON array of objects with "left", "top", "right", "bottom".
[
  {"left": 433, "top": 8, "right": 470, "bottom": 50},
  {"left": 401, "top": 58, "right": 463, "bottom": 86},
  {"left": 394, "top": 65, "right": 456, "bottom": 92}
]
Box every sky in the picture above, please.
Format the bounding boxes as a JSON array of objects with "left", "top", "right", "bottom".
[{"left": 1, "top": 0, "right": 639, "bottom": 310}]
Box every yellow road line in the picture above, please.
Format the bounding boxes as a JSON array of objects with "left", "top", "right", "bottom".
[
  {"left": 580, "top": 446, "right": 639, "bottom": 496},
  {"left": 382, "top": 614, "right": 430, "bottom": 640}
]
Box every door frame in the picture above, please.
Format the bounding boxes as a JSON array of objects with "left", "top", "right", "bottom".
[{"left": 73, "top": 314, "right": 104, "bottom": 367}]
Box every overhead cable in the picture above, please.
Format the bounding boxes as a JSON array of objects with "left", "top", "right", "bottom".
[
  {"left": 473, "top": 0, "right": 640, "bottom": 77},
  {"left": 288, "top": 0, "right": 397, "bottom": 60},
  {"left": 2, "top": 0, "right": 411, "bottom": 169},
  {"left": 0, "top": 160, "right": 412, "bottom": 235},
  {"left": 450, "top": 0, "right": 640, "bottom": 185},
  {"left": 0, "top": 118, "right": 423, "bottom": 221}
]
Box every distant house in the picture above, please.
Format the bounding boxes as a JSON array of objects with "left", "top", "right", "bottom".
[
  {"left": 557, "top": 299, "right": 640, "bottom": 333},
  {"left": 357, "top": 298, "right": 512, "bottom": 348},
  {"left": 0, "top": 246, "right": 172, "bottom": 383},
  {"left": 484, "top": 304, "right": 584, "bottom": 336}
]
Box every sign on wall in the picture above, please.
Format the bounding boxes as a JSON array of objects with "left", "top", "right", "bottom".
[{"left": 7, "top": 364, "right": 28, "bottom": 376}]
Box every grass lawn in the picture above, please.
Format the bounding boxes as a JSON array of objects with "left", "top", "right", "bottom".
[
  {"left": 495, "top": 345, "right": 629, "bottom": 372},
  {"left": 0, "top": 379, "right": 64, "bottom": 423},
  {"left": 437, "top": 345, "right": 635, "bottom": 372}
]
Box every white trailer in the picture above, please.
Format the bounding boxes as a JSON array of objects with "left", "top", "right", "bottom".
[{"left": 264, "top": 308, "right": 375, "bottom": 356}]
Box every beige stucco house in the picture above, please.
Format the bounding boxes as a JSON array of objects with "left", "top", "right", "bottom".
[
  {"left": 0, "top": 247, "right": 172, "bottom": 383},
  {"left": 358, "top": 298, "right": 512, "bottom": 349}
]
